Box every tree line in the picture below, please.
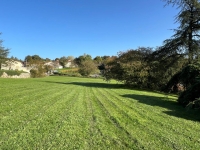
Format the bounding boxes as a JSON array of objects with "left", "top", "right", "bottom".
[{"left": 100, "top": 0, "right": 200, "bottom": 108}]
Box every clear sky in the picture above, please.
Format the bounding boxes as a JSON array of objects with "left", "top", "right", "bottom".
[{"left": 0, "top": 0, "right": 179, "bottom": 60}]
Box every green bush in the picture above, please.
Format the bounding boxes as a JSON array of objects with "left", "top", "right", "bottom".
[
  {"left": 30, "top": 66, "right": 46, "bottom": 78},
  {"left": 165, "top": 63, "right": 200, "bottom": 93},
  {"left": 0, "top": 70, "right": 26, "bottom": 76},
  {"left": 178, "top": 80, "right": 200, "bottom": 107},
  {"left": 30, "top": 69, "right": 38, "bottom": 78},
  {"left": 78, "top": 60, "right": 98, "bottom": 76}
]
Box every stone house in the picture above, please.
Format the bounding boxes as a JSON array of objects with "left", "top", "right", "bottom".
[{"left": 1, "top": 60, "right": 30, "bottom": 72}]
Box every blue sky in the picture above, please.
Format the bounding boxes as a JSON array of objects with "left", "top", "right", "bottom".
[{"left": 0, "top": 0, "right": 179, "bottom": 60}]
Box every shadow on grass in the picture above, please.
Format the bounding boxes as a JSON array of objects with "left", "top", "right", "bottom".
[
  {"left": 43, "top": 81, "right": 124, "bottom": 89},
  {"left": 122, "top": 94, "right": 200, "bottom": 122},
  {"left": 44, "top": 80, "right": 199, "bottom": 121},
  {"left": 44, "top": 81, "right": 167, "bottom": 93},
  {"left": 43, "top": 80, "right": 173, "bottom": 95}
]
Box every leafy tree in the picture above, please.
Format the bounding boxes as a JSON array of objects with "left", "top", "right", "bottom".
[
  {"left": 66, "top": 56, "right": 74, "bottom": 61},
  {"left": 0, "top": 33, "right": 9, "bottom": 69},
  {"left": 98, "top": 56, "right": 117, "bottom": 81},
  {"left": 25, "top": 55, "right": 32, "bottom": 62},
  {"left": 78, "top": 60, "right": 98, "bottom": 76},
  {"left": 67, "top": 56, "right": 76, "bottom": 67},
  {"left": 59, "top": 56, "right": 74, "bottom": 68},
  {"left": 45, "top": 58, "right": 51, "bottom": 62},
  {"left": 103, "top": 47, "right": 153, "bottom": 88},
  {"left": 55, "top": 58, "right": 59, "bottom": 61},
  {"left": 44, "top": 64, "right": 54, "bottom": 74},
  {"left": 74, "top": 54, "right": 92, "bottom": 66},
  {"left": 117, "top": 47, "right": 153, "bottom": 87},
  {"left": 59, "top": 56, "right": 68, "bottom": 68},
  {"left": 25, "top": 55, "right": 43, "bottom": 66},
  {"left": 32, "top": 55, "right": 42, "bottom": 61},
  {"left": 10, "top": 56, "right": 20, "bottom": 61},
  {"left": 94, "top": 56, "right": 102, "bottom": 64},
  {"left": 24, "top": 55, "right": 46, "bottom": 77},
  {"left": 30, "top": 65, "right": 46, "bottom": 78}
]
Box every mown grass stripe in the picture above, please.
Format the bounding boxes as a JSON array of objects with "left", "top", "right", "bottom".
[
  {"left": 108, "top": 88, "right": 200, "bottom": 136},
  {"left": 1, "top": 85, "right": 80, "bottom": 149},
  {"left": 92, "top": 87, "right": 197, "bottom": 148},
  {"left": 1, "top": 81, "right": 79, "bottom": 149},
  {"left": 102, "top": 87, "right": 200, "bottom": 149},
  {"left": 90, "top": 87, "right": 142, "bottom": 149},
  {"left": 0, "top": 76, "right": 200, "bottom": 149}
]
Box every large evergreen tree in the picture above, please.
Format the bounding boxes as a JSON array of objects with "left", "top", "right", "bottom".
[
  {"left": 162, "top": 0, "right": 200, "bottom": 63},
  {"left": 162, "top": 0, "right": 200, "bottom": 108}
]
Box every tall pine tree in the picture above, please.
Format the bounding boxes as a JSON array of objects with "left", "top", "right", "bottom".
[{"left": 161, "top": 0, "right": 200, "bottom": 63}]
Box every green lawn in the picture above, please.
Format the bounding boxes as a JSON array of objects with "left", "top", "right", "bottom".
[{"left": 0, "top": 76, "right": 200, "bottom": 149}]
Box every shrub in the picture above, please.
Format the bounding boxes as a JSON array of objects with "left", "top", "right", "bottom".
[
  {"left": 164, "top": 63, "right": 200, "bottom": 93},
  {"left": 30, "top": 66, "right": 46, "bottom": 78},
  {"left": 30, "top": 69, "right": 38, "bottom": 78},
  {"left": 0, "top": 70, "right": 26, "bottom": 76},
  {"left": 178, "top": 80, "right": 200, "bottom": 107},
  {"left": 78, "top": 60, "right": 98, "bottom": 76}
]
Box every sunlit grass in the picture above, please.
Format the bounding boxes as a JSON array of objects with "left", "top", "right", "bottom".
[{"left": 0, "top": 76, "right": 200, "bottom": 149}]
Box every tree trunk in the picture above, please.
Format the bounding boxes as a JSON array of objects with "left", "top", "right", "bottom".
[{"left": 188, "top": 7, "right": 194, "bottom": 64}]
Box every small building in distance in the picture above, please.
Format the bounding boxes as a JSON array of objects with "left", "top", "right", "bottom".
[{"left": 1, "top": 60, "right": 30, "bottom": 72}]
